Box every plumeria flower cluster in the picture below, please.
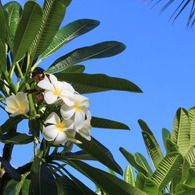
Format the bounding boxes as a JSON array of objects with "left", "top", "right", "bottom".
[
  {"left": 4, "top": 74, "right": 92, "bottom": 145},
  {"left": 37, "top": 74, "right": 92, "bottom": 145}
]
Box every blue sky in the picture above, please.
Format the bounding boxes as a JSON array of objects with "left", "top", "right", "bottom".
[{"left": 2, "top": 0, "right": 195, "bottom": 190}]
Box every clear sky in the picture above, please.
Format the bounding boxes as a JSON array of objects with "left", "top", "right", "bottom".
[{"left": 2, "top": 0, "right": 195, "bottom": 190}]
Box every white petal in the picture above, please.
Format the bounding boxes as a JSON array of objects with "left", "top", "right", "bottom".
[
  {"left": 76, "top": 94, "right": 90, "bottom": 108},
  {"left": 62, "top": 81, "right": 75, "bottom": 93},
  {"left": 49, "top": 74, "right": 58, "bottom": 83},
  {"left": 78, "top": 120, "right": 91, "bottom": 141},
  {"left": 37, "top": 76, "right": 54, "bottom": 91},
  {"left": 44, "top": 91, "right": 58, "bottom": 104},
  {"left": 74, "top": 111, "right": 85, "bottom": 130},
  {"left": 53, "top": 131, "right": 67, "bottom": 145},
  {"left": 10, "top": 109, "right": 21, "bottom": 117},
  {"left": 61, "top": 104, "right": 75, "bottom": 119},
  {"left": 62, "top": 118, "right": 74, "bottom": 130},
  {"left": 42, "top": 125, "right": 58, "bottom": 141},
  {"left": 45, "top": 112, "right": 60, "bottom": 125},
  {"left": 6, "top": 95, "right": 17, "bottom": 110}
]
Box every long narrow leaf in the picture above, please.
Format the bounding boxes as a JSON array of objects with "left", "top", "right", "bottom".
[
  {"left": 47, "top": 41, "right": 126, "bottom": 73},
  {"left": 151, "top": 152, "right": 183, "bottom": 191},
  {"left": 120, "top": 147, "right": 150, "bottom": 176},
  {"left": 55, "top": 73, "right": 142, "bottom": 93},
  {"left": 13, "top": 1, "right": 42, "bottom": 62},
  {"left": 75, "top": 135, "right": 123, "bottom": 175},
  {"left": 184, "top": 146, "right": 195, "bottom": 169},
  {"left": 171, "top": 108, "right": 191, "bottom": 155},
  {"left": 0, "top": 4, "right": 6, "bottom": 43},
  {"left": 41, "top": 19, "right": 100, "bottom": 58},
  {"left": 138, "top": 119, "right": 163, "bottom": 169},
  {"left": 30, "top": 0, "right": 66, "bottom": 60},
  {"left": 135, "top": 172, "right": 158, "bottom": 195},
  {"left": 68, "top": 160, "right": 148, "bottom": 195},
  {"left": 188, "top": 107, "right": 195, "bottom": 147},
  {"left": 124, "top": 164, "right": 135, "bottom": 186},
  {"left": 4, "top": 1, "right": 22, "bottom": 36},
  {"left": 91, "top": 116, "right": 130, "bottom": 130}
]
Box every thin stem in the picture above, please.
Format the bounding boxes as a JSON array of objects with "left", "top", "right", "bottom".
[{"left": 31, "top": 58, "right": 44, "bottom": 72}]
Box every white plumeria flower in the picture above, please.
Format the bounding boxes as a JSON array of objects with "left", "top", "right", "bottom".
[
  {"left": 43, "top": 112, "right": 74, "bottom": 145},
  {"left": 5, "top": 92, "right": 29, "bottom": 117},
  {"left": 60, "top": 94, "right": 91, "bottom": 130},
  {"left": 77, "top": 119, "right": 92, "bottom": 141},
  {"left": 37, "top": 74, "right": 75, "bottom": 105}
]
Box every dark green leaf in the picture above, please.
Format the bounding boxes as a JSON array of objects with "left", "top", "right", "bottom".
[
  {"left": 30, "top": 0, "right": 66, "bottom": 60},
  {"left": 13, "top": 1, "right": 42, "bottom": 62},
  {"left": 68, "top": 160, "right": 148, "bottom": 195},
  {"left": 0, "top": 39, "right": 6, "bottom": 72},
  {"left": 135, "top": 172, "right": 158, "bottom": 195},
  {"left": 47, "top": 41, "right": 126, "bottom": 73},
  {"left": 120, "top": 147, "right": 150, "bottom": 176},
  {"left": 75, "top": 135, "right": 123, "bottom": 175},
  {"left": 22, "top": 179, "right": 31, "bottom": 195},
  {"left": 0, "top": 132, "right": 33, "bottom": 144},
  {"left": 0, "top": 116, "right": 23, "bottom": 135},
  {"left": 64, "top": 169, "right": 97, "bottom": 195},
  {"left": 0, "top": 156, "right": 21, "bottom": 181},
  {"left": 91, "top": 116, "right": 130, "bottom": 130},
  {"left": 55, "top": 73, "right": 142, "bottom": 93},
  {"left": 4, "top": 1, "right": 22, "bottom": 36},
  {"left": 165, "top": 138, "right": 179, "bottom": 153},
  {"left": 30, "top": 157, "right": 57, "bottom": 195},
  {"left": 59, "top": 65, "right": 85, "bottom": 73},
  {"left": 55, "top": 175, "right": 84, "bottom": 195},
  {"left": 0, "top": 4, "right": 6, "bottom": 43},
  {"left": 41, "top": 19, "right": 100, "bottom": 58}
]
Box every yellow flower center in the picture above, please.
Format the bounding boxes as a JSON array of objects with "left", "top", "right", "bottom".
[
  {"left": 53, "top": 88, "right": 62, "bottom": 96},
  {"left": 56, "top": 122, "right": 65, "bottom": 132},
  {"left": 19, "top": 106, "right": 25, "bottom": 113},
  {"left": 72, "top": 101, "right": 83, "bottom": 112}
]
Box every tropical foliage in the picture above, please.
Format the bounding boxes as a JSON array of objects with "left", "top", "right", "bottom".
[
  {"left": 147, "top": 0, "right": 195, "bottom": 26},
  {"left": 120, "top": 107, "right": 195, "bottom": 194},
  {"left": 0, "top": 0, "right": 143, "bottom": 194}
]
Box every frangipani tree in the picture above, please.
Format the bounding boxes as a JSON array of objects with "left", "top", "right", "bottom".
[{"left": 0, "top": 0, "right": 143, "bottom": 194}]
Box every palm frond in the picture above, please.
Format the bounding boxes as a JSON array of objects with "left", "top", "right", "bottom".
[{"left": 148, "top": 0, "right": 195, "bottom": 27}]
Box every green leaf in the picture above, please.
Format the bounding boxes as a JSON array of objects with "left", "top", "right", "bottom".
[
  {"left": 151, "top": 152, "right": 184, "bottom": 191},
  {"left": 55, "top": 175, "right": 84, "bottom": 195},
  {"left": 30, "top": 157, "right": 57, "bottom": 195},
  {"left": 0, "top": 39, "right": 6, "bottom": 72},
  {"left": 68, "top": 160, "right": 148, "bottom": 195},
  {"left": 47, "top": 41, "right": 126, "bottom": 73},
  {"left": 30, "top": 0, "right": 66, "bottom": 60},
  {"left": 134, "top": 153, "right": 153, "bottom": 175},
  {"left": 138, "top": 119, "right": 164, "bottom": 169},
  {"left": 91, "top": 116, "right": 130, "bottom": 130},
  {"left": 124, "top": 164, "right": 135, "bottom": 186},
  {"left": 64, "top": 169, "right": 97, "bottom": 195},
  {"left": 135, "top": 172, "right": 158, "bottom": 195},
  {"left": 184, "top": 146, "right": 195, "bottom": 169},
  {"left": 0, "top": 116, "right": 23, "bottom": 135},
  {"left": 13, "top": 1, "right": 42, "bottom": 62},
  {"left": 185, "top": 168, "right": 195, "bottom": 187},
  {"left": 171, "top": 108, "right": 191, "bottom": 155},
  {"left": 188, "top": 107, "right": 195, "bottom": 147},
  {"left": 162, "top": 128, "right": 171, "bottom": 152},
  {"left": 76, "top": 135, "right": 123, "bottom": 175},
  {"left": 175, "top": 184, "right": 195, "bottom": 195},
  {"left": 165, "top": 138, "right": 179, "bottom": 153},
  {"left": 21, "top": 179, "right": 31, "bottom": 195},
  {"left": 59, "top": 65, "right": 85, "bottom": 73},
  {"left": 55, "top": 73, "right": 142, "bottom": 93},
  {"left": 0, "top": 156, "right": 21, "bottom": 181},
  {"left": 41, "top": 19, "right": 100, "bottom": 58},
  {"left": 0, "top": 132, "right": 33, "bottom": 144},
  {"left": 4, "top": 1, "right": 22, "bottom": 36},
  {"left": 120, "top": 147, "right": 150, "bottom": 176},
  {"left": 0, "top": 4, "right": 6, "bottom": 43}
]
